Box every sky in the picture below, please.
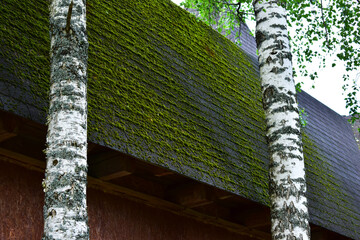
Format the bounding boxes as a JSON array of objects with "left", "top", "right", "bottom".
[{"left": 171, "top": 0, "right": 354, "bottom": 116}]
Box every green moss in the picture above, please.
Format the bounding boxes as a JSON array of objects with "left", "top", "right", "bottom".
[{"left": 0, "top": 0, "right": 49, "bottom": 116}]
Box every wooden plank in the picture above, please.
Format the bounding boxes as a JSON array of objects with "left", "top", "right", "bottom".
[{"left": 0, "top": 131, "right": 17, "bottom": 143}]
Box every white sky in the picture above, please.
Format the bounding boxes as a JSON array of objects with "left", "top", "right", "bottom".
[{"left": 171, "top": 0, "right": 355, "bottom": 116}]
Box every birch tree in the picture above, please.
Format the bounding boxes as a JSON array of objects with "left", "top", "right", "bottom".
[
  {"left": 253, "top": 1, "right": 310, "bottom": 239},
  {"left": 42, "top": 0, "right": 89, "bottom": 239},
  {"left": 181, "top": 0, "right": 310, "bottom": 239}
]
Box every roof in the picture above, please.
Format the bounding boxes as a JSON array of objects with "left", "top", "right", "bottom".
[
  {"left": 0, "top": 0, "right": 359, "bottom": 238},
  {"left": 299, "top": 91, "right": 360, "bottom": 238}
]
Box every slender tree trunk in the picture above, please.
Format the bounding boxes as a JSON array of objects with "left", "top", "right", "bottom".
[
  {"left": 253, "top": 0, "right": 310, "bottom": 239},
  {"left": 43, "top": 0, "right": 89, "bottom": 239}
]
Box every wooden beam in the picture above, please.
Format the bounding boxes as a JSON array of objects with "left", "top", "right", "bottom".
[
  {"left": 0, "top": 131, "right": 17, "bottom": 143},
  {"left": 0, "top": 114, "right": 18, "bottom": 143},
  {"left": 0, "top": 147, "right": 45, "bottom": 172},
  {"left": 167, "top": 183, "right": 214, "bottom": 208},
  {"left": 88, "top": 150, "right": 120, "bottom": 165},
  {"left": 213, "top": 188, "right": 235, "bottom": 200},
  {"left": 236, "top": 206, "right": 270, "bottom": 229},
  {"left": 113, "top": 174, "right": 166, "bottom": 198},
  {"left": 194, "top": 201, "right": 232, "bottom": 220},
  {"left": 89, "top": 153, "right": 134, "bottom": 180},
  {"left": 99, "top": 170, "right": 132, "bottom": 181},
  {"left": 154, "top": 170, "right": 175, "bottom": 177}
]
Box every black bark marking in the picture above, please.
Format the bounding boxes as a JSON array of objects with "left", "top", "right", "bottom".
[
  {"left": 53, "top": 159, "right": 58, "bottom": 166},
  {"left": 269, "top": 12, "right": 284, "bottom": 18},
  {"left": 271, "top": 105, "right": 298, "bottom": 114},
  {"left": 266, "top": 55, "right": 273, "bottom": 64},
  {"left": 263, "top": 86, "right": 275, "bottom": 110},
  {"left": 268, "top": 143, "right": 302, "bottom": 162},
  {"left": 256, "top": 30, "right": 267, "bottom": 49},
  {"left": 270, "top": 66, "right": 286, "bottom": 74},
  {"left": 259, "top": 51, "right": 292, "bottom": 68},
  {"left": 256, "top": 16, "right": 268, "bottom": 26},
  {"left": 263, "top": 87, "right": 297, "bottom": 111},
  {"left": 65, "top": 0, "right": 74, "bottom": 34},
  {"left": 270, "top": 23, "right": 287, "bottom": 30},
  {"left": 253, "top": 3, "right": 264, "bottom": 16},
  {"left": 268, "top": 126, "right": 301, "bottom": 143},
  {"left": 274, "top": 39, "right": 284, "bottom": 50},
  {"left": 262, "top": 34, "right": 289, "bottom": 50}
]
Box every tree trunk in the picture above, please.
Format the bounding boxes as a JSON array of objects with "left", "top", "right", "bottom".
[
  {"left": 43, "top": 0, "right": 89, "bottom": 239},
  {"left": 253, "top": 0, "right": 310, "bottom": 239}
]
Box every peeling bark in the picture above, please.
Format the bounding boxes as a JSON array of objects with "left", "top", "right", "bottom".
[
  {"left": 43, "top": 0, "right": 89, "bottom": 239},
  {"left": 253, "top": 0, "right": 310, "bottom": 239}
]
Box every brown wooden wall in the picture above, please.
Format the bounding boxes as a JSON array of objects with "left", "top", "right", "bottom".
[
  {"left": 0, "top": 160, "right": 250, "bottom": 240},
  {"left": 0, "top": 161, "right": 44, "bottom": 239}
]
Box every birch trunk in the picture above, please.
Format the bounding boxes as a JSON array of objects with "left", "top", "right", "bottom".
[
  {"left": 253, "top": 1, "right": 310, "bottom": 239},
  {"left": 43, "top": 0, "right": 89, "bottom": 239}
]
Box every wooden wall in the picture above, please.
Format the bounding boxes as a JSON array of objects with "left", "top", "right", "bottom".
[
  {"left": 0, "top": 160, "right": 44, "bottom": 239},
  {"left": 0, "top": 160, "right": 249, "bottom": 240}
]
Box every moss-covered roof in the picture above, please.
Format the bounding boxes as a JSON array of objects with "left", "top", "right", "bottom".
[
  {"left": 1, "top": 0, "right": 359, "bottom": 238},
  {"left": 86, "top": 0, "right": 269, "bottom": 203},
  {"left": 299, "top": 92, "right": 360, "bottom": 238}
]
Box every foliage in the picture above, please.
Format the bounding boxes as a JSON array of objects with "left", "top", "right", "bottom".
[
  {"left": 180, "top": 0, "right": 254, "bottom": 45},
  {"left": 287, "top": 0, "right": 360, "bottom": 122},
  {"left": 181, "top": 0, "right": 360, "bottom": 122},
  {"left": 299, "top": 107, "right": 308, "bottom": 127}
]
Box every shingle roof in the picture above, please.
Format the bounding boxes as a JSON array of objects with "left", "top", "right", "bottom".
[
  {"left": 299, "top": 91, "right": 360, "bottom": 238},
  {"left": 0, "top": 0, "right": 359, "bottom": 238}
]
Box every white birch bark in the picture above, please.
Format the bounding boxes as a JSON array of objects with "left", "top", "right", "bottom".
[
  {"left": 253, "top": 0, "right": 310, "bottom": 239},
  {"left": 43, "top": 0, "right": 89, "bottom": 239}
]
